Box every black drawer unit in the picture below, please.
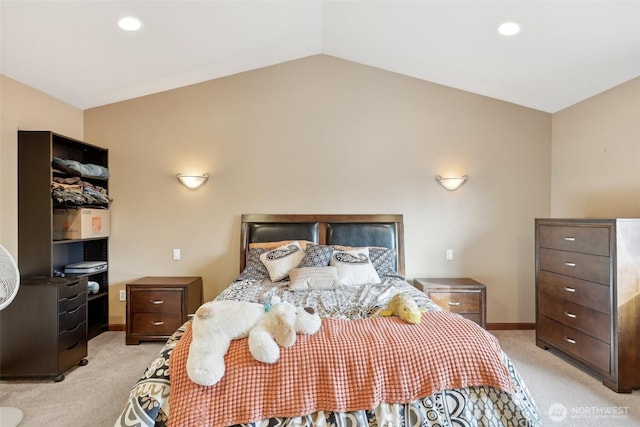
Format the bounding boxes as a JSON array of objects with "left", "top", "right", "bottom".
[{"left": 0, "top": 276, "right": 88, "bottom": 382}]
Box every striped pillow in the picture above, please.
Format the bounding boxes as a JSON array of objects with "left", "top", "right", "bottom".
[{"left": 288, "top": 267, "right": 342, "bottom": 291}]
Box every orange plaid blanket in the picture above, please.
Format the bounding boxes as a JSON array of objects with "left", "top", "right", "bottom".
[{"left": 168, "top": 311, "right": 515, "bottom": 427}]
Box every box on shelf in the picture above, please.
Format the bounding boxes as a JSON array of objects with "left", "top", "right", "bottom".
[{"left": 53, "top": 208, "right": 110, "bottom": 240}]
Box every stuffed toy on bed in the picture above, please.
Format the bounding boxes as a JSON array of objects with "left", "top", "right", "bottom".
[
  {"left": 186, "top": 300, "right": 267, "bottom": 386},
  {"left": 378, "top": 293, "right": 424, "bottom": 324},
  {"left": 249, "top": 298, "right": 322, "bottom": 364},
  {"left": 186, "top": 297, "right": 322, "bottom": 386}
]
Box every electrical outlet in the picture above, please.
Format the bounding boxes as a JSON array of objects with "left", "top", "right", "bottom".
[
  {"left": 119, "top": 290, "right": 126, "bottom": 301},
  {"left": 173, "top": 248, "right": 181, "bottom": 260},
  {"left": 446, "top": 249, "right": 454, "bottom": 260}
]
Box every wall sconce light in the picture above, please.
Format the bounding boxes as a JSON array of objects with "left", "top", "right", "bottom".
[
  {"left": 436, "top": 175, "right": 468, "bottom": 191},
  {"left": 177, "top": 174, "right": 209, "bottom": 189}
]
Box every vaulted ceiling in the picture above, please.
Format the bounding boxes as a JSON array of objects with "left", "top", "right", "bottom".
[{"left": 2, "top": 1, "right": 639, "bottom": 113}]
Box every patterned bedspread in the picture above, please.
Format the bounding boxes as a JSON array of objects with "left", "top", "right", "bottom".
[{"left": 115, "top": 278, "right": 541, "bottom": 427}]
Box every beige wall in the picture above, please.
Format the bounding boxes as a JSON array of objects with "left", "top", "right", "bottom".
[
  {"left": 0, "top": 75, "right": 83, "bottom": 254},
  {"left": 84, "top": 55, "right": 551, "bottom": 325},
  {"left": 2, "top": 56, "right": 636, "bottom": 328},
  {"left": 551, "top": 77, "right": 640, "bottom": 217}
]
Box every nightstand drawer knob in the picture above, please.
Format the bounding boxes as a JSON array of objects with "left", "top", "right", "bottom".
[
  {"left": 564, "top": 262, "right": 576, "bottom": 267},
  {"left": 565, "top": 337, "right": 576, "bottom": 344},
  {"left": 447, "top": 301, "right": 461, "bottom": 306},
  {"left": 564, "top": 237, "right": 576, "bottom": 241},
  {"left": 151, "top": 321, "right": 165, "bottom": 326},
  {"left": 563, "top": 287, "right": 576, "bottom": 293},
  {"left": 564, "top": 311, "right": 577, "bottom": 319},
  {"left": 150, "top": 300, "right": 164, "bottom": 305}
]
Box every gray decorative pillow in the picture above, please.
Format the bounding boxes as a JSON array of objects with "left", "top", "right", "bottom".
[
  {"left": 235, "top": 248, "right": 270, "bottom": 281},
  {"left": 368, "top": 247, "right": 404, "bottom": 279},
  {"left": 298, "top": 245, "right": 334, "bottom": 268}
]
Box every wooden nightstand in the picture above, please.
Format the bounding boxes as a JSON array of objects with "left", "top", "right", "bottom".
[
  {"left": 126, "top": 276, "right": 203, "bottom": 345},
  {"left": 414, "top": 278, "right": 487, "bottom": 329}
]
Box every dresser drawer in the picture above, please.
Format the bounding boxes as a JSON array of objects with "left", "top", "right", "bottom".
[
  {"left": 59, "top": 304, "right": 87, "bottom": 333},
  {"left": 539, "top": 294, "right": 610, "bottom": 342},
  {"left": 58, "top": 321, "right": 87, "bottom": 350},
  {"left": 538, "top": 316, "right": 610, "bottom": 373},
  {"left": 57, "top": 278, "right": 87, "bottom": 300},
  {"left": 131, "top": 312, "right": 183, "bottom": 334},
  {"left": 131, "top": 290, "right": 182, "bottom": 313},
  {"left": 58, "top": 339, "right": 87, "bottom": 373},
  {"left": 538, "top": 271, "right": 609, "bottom": 313},
  {"left": 539, "top": 248, "right": 610, "bottom": 284},
  {"left": 538, "top": 225, "right": 610, "bottom": 256},
  {"left": 58, "top": 290, "right": 86, "bottom": 313},
  {"left": 429, "top": 292, "right": 480, "bottom": 313}
]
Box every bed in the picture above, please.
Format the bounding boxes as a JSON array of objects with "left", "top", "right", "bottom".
[{"left": 115, "top": 214, "right": 540, "bottom": 427}]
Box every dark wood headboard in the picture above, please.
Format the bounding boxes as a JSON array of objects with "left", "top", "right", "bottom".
[{"left": 240, "top": 214, "right": 404, "bottom": 275}]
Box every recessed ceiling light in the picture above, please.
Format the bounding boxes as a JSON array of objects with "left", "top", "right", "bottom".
[
  {"left": 118, "top": 16, "right": 142, "bottom": 31},
  {"left": 498, "top": 22, "right": 520, "bottom": 36}
]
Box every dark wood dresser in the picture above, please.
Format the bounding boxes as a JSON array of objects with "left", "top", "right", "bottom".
[
  {"left": 126, "top": 276, "right": 203, "bottom": 344},
  {"left": 0, "top": 276, "right": 88, "bottom": 382},
  {"left": 535, "top": 218, "right": 640, "bottom": 392}
]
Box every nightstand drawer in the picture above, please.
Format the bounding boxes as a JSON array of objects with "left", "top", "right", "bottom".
[
  {"left": 460, "top": 313, "right": 481, "bottom": 325},
  {"left": 131, "top": 312, "right": 183, "bottom": 334},
  {"left": 126, "top": 276, "right": 203, "bottom": 344},
  {"left": 414, "top": 278, "right": 487, "bottom": 329},
  {"left": 429, "top": 292, "right": 480, "bottom": 313},
  {"left": 131, "top": 290, "right": 182, "bottom": 313}
]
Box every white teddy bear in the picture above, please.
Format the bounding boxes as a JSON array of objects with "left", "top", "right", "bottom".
[
  {"left": 187, "top": 300, "right": 266, "bottom": 386},
  {"left": 249, "top": 299, "right": 322, "bottom": 364},
  {"left": 186, "top": 297, "right": 322, "bottom": 386}
]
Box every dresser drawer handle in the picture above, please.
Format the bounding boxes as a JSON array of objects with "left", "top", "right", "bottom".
[
  {"left": 563, "top": 287, "right": 576, "bottom": 293},
  {"left": 150, "top": 300, "right": 164, "bottom": 305},
  {"left": 448, "top": 302, "right": 461, "bottom": 306},
  {"left": 564, "top": 262, "right": 576, "bottom": 267},
  {"left": 66, "top": 305, "right": 82, "bottom": 315},
  {"left": 564, "top": 237, "right": 576, "bottom": 241},
  {"left": 564, "top": 311, "right": 577, "bottom": 319},
  {"left": 151, "top": 321, "right": 165, "bottom": 326},
  {"left": 565, "top": 337, "right": 576, "bottom": 344}
]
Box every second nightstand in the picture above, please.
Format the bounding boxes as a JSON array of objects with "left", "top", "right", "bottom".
[
  {"left": 414, "top": 278, "right": 487, "bottom": 329},
  {"left": 126, "top": 276, "right": 203, "bottom": 345}
]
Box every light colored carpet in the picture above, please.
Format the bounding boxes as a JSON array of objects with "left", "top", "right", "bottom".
[
  {"left": 0, "top": 332, "right": 163, "bottom": 427},
  {"left": 491, "top": 330, "right": 640, "bottom": 427},
  {"left": 1, "top": 330, "right": 639, "bottom": 426}
]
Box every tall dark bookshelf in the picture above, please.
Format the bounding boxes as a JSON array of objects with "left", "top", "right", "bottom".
[{"left": 17, "top": 130, "right": 110, "bottom": 339}]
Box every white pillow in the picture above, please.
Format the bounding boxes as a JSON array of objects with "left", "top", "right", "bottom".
[
  {"left": 259, "top": 241, "right": 305, "bottom": 281},
  {"left": 329, "top": 248, "right": 381, "bottom": 285},
  {"left": 288, "top": 266, "right": 342, "bottom": 291}
]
